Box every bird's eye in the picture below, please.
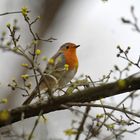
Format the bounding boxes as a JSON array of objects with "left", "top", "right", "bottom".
[{"left": 66, "top": 46, "right": 69, "bottom": 49}]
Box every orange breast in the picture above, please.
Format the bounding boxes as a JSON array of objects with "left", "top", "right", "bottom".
[{"left": 64, "top": 49, "right": 78, "bottom": 70}]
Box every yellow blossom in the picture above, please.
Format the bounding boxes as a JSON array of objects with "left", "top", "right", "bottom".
[
  {"left": 64, "top": 64, "right": 69, "bottom": 71},
  {"left": 1, "top": 98, "right": 8, "bottom": 104},
  {"left": 21, "top": 74, "right": 29, "bottom": 80},
  {"left": 6, "top": 23, "right": 11, "bottom": 28},
  {"left": 64, "top": 129, "right": 77, "bottom": 136},
  {"left": 32, "top": 40, "right": 38, "bottom": 45},
  {"left": 117, "top": 79, "right": 126, "bottom": 89},
  {"left": 107, "top": 124, "right": 115, "bottom": 130},
  {"left": 96, "top": 114, "right": 104, "bottom": 119},
  {"left": 21, "top": 7, "right": 28, "bottom": 16},
  {"left": 48, "top": 58, "right": 54, "bottom": 64},
  {"left": 35, "top": 49, "right": 41, "bottom": 55},
  {"left": 0, "top": 110, "right": 10, "bottom": 122},
  {"left": 21, "top": 63, "right": 29, "bottom": 67}
]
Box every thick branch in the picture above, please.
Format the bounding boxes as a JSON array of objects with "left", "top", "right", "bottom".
[{"left": 0, "top": 76, "right": 140, "bottom": 127}]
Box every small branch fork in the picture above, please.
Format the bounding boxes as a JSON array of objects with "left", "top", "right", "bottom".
[{"left": 121, "top": 6, "right": 140, "bottom": 32}]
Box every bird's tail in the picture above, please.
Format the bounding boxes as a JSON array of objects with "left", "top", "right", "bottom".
[
  {"left": 22, "top": 81, "right": 48, "bottom": 105},
  {"left": 22, "top": 74, "right": 58, "bottom": 105}
]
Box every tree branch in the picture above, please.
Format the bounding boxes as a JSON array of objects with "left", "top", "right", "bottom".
[
  {"left": 67, "top": 103, "right": 140, "bottom": 118},
  {"left": 0, "top": 76, "right": 140, "bottom": 127}
]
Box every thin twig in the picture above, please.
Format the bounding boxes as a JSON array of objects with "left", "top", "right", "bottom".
[
  {"left": 67, "top": 102, "right": 140, "bottom": 118},
  {"left": 28, "top": 110, "right": 43, "bottom": 140},
  {"left": 75, "top": 106, "right": 90, "bottom": 140},
  {"left": 0, "top": 10, "right": 30, "bottom": 16}
]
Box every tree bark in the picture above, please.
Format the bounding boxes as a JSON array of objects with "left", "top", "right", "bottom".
[{"left": 0, "top": 76, "right": 140, "bottom": 127}]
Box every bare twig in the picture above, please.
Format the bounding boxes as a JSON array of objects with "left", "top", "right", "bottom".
[
  {"left": 121, "top": 6, "right": 140, "bottom": 33},
  {"left": 0, "top": 10, "right": 30, "bottom": 16},
  {"left": 28, "top": 110, "right": 43, "bottom": 140},
  {"left": 75, "top": 106, "right": 90, "bottom": 140},
  {"left": 67, "top": 102, "right": 140, "bottom": 118}
]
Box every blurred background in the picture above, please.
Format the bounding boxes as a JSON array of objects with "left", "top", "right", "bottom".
[{"left": 0, "top": 0, "right": 140, "bottom": 140}]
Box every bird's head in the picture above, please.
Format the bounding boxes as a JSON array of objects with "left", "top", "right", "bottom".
[{"left": 59, "top": 42, "right": 80, "bottom": 53}]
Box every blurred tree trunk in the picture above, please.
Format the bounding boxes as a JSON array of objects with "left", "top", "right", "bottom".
[{"left": 0, "top": 0, "right": 63, "bottom": 108}]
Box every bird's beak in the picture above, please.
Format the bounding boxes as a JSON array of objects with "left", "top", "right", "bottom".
[{"left": 76, "top": 45, "right": 80, "bottom": 48}]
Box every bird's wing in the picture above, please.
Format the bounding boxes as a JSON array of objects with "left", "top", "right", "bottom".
[
  {"left": 23, "top": 52, "right": 66, "bottom": 105},
  {"left": 46, "top": 51, "right": 66, "bottom": 73}
]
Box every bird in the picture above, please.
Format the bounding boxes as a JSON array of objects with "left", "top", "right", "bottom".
[{"left": 23, "top": 42, "right": 80, "bottom": 105}]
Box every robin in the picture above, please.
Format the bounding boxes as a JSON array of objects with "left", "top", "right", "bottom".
[{"left": 23, "top": 42, "right": 80, "bottom": 105}]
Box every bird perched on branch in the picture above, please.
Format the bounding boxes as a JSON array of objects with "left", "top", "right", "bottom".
[{"left": 23, "top": 42, "right": 80, "bottom": 105}]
